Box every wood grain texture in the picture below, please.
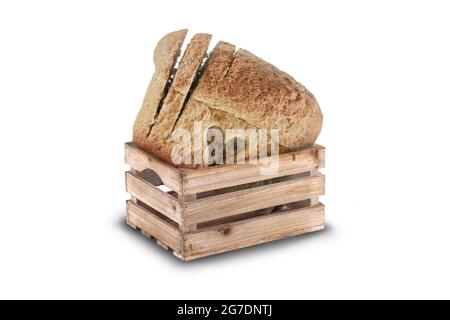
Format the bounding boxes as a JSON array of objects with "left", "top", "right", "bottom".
[
  {"left": 125, "top": 171, "right": 183, "bottom": 224},
  {"left": 183, "top": 204, "right": 325, "bottom": 261},
  {"left": 180, "top": 145, "right": 325, "bottom": 194},
  {"left": 309, "top": 169, "right": 320, "bottom": 206},
  {"left": 126, "top": 201, "right": 183, "bottom": 253},
  {"left": 184, "top": 174, "right": 325, "bottom": 225},
  {"left": 125, "top": 143, "right": 182, "bottom": 194},
  {"left": 124, "top": 142, "right": 326, "bottom": 261}
]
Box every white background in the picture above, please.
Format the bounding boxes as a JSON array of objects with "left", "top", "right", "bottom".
[{"left": 0, "top": 0, "right": 449, "bottom": 299}]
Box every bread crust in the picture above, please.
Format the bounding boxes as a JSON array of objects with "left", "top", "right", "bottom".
[
  {"left": 146, "top": 33, "right": 212, "bottom": 150},
  {"left": 133, "top": 31, "right": 323, "bottom": 168},
  {"left": 133, "top": 29, "right": 187, "bottom": 148},
  {"left": 192, "top": 48, "right": 322, "bottom": 150}
]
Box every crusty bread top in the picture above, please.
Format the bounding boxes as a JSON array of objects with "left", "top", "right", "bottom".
[
  {"left": 153, "top": 29, "right": 188, "bottom": 76},
  {"left": 170, "top": 33, "right": 212, "bottom": 95},
  {"left": 133, "top": 29, "right": 187, "bottom": 143},
  {"left": 195, "top": 41, "right": 236, "bottom": 86},
  {"left": 148, "top": 33, "right": 212, "bottom": 141},
  {"left": 133, "top": 30, "right": 323, "bottom": 168},
  {"left": 143, "top": 33, "right": 212, "bottom": 159},
  {"left": 192, "top": 48, "right": 322, "bottom": 149}
]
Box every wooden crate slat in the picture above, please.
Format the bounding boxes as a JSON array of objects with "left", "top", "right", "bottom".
[
  {"left": 125, "top": 172, "right": 183, "bottom": 225},
  {"left": 124, "top": 142, "right": 326, "bottom": 261},
  {"left": 184, "top": 174, "right": 325, "bottom": 225},
  {"left": 126, "top": 201, "right": 183, "bottom": 253},
  {"left": 180, "top": 145, "right": 325, "bottom": 194},
  {"left": 183, "top": 204, "right": 325, "bottom": 261},
  {"left": 125, "top": 143, "right": 182, "bottom": 194}
]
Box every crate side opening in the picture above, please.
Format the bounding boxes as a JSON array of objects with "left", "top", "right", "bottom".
[
  {"left": 196, "top": 199, "right": 313, "bottom": 230},
  {"left": 195, "top": 171, "right": 313, "bottom": 200},
  {"left": 134, "top": 199, "right": 180, "bottom": 229}
]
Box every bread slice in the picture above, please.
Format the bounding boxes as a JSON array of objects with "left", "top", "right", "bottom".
[
  {"left": 159, "top": 42, "right": 259, "bottom": 167},
  {"left": 161, "top": 41, "right": 248, "bottom": 167},
  {"left": 143, "top": 41, "right": 288, "bottom": 167},
  {"left": 145, "top": 33, "right": 212, "bottom": 153},
  {"left": 192, "top": 48, "right": 323, "bottom": 150},
  {"left": 195, "top": 41, "right": 237, "bottom": 87},
  {"left": 133, "top": 29, "right": 188, "bottom": 148}
]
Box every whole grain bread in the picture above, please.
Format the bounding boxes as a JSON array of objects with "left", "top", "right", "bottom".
[
  {"left": 144, "top": 33, "right": 212, "bottom": 156},
  {"left": 133, "top": 31, "right": 323, "bottom": 168},
  {"left": 192, "top": 48, "right": 322, "bottom": 150},
  {"left": 133, "top": 29, "right": 187, "bottom": 147}
]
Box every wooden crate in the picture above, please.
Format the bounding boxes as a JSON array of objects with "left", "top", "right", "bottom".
[{"left": 124, "top": 142, "right": 326, "bottom": 261}]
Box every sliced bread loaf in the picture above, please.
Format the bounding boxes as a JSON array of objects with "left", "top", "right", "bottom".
[
  {"left": 145, "top": 33, "right": 212, "bottom": 153},
  {"left": 133, "top": 29, "right": 187, "bottom": 149},
  {"left": 133, "top": 31, "right": 323, "bottom": 168}
]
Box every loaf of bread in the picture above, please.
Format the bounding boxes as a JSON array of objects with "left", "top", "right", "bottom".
[{"left": 133, "top": 30, "right": 323, "bottom": 168}]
